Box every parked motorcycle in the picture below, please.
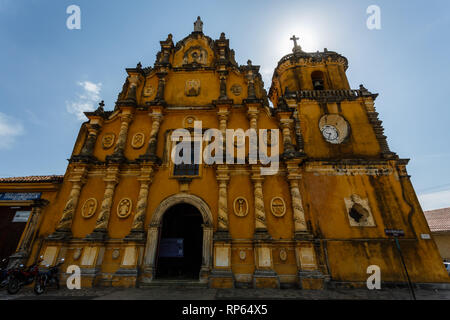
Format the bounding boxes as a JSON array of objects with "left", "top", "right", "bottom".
[
  {"left": 0, "top": 258, "right": 10, "bottom": 288},
  {"left": 7, "top": 256, "right": 43, "bottom": 295},
  {"left": 34, "top": 258, "right": 65, "bottom": 295}
]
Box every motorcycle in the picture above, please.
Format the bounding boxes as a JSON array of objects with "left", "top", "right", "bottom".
[
  {"left": 34, "top": 258, "right": 65, "bottom": 295},
  {"left": 7, "top": 256, "right": 43, "bottom": 295},
  {"left": 0, "top": 258, "right": 10, "bottom": 288}
]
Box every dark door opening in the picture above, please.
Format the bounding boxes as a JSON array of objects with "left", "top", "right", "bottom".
[
  {"left": 0, "top": 206, "right": 31, "bottom": 261},
  {"left": 155, "top": 203, "right": 203, "bottom": 280}
]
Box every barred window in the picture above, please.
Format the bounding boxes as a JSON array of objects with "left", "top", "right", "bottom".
[{"left": 173, "top": 140, "right": 199, "bottom": 176}]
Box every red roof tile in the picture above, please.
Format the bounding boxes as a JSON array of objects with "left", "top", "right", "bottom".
[
  {"left": 0, "top": 175, "right": 64, "bottom": 183},
  {"left": 424, "top": 208, "right": 450, "bottom": 232}
]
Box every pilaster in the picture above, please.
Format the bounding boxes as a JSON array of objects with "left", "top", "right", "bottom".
[
  {"left": 9, "top": 199, "right": 49, "bottom": 267},
  {"left": 107, "top": 110, "right": 134, "bottom": 163},
  {"left": 85, "top": 166, "right": 120, "bottom": 241},
  {"left": 125, "top": 164, "right": 154, "bottom": 241},
  {"left": 48, "top": 165, "right": 88, "bottom": 240}
]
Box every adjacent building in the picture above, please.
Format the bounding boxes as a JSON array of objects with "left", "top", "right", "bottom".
[{"left": 424, "top": 208, "right": 450, "bottom": 262}]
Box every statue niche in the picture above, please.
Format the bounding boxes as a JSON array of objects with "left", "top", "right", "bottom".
[
  {"left": 182, "top": 46, "right": 208, "bottom": 67},
  {"left": 344, "top": 194, "right": 376, "bottom": 227}
]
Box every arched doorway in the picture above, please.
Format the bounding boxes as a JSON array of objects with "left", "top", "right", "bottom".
[
  {"left": 155, "top": 203, "right": 203, "bottom": 279},
  {"left": 142, "top": 194, "right": 213, "bottom": 284}
]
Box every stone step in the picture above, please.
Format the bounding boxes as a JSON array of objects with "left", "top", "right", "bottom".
[{"left": 139, "top": 279, "right": 209, "bottom": 289}]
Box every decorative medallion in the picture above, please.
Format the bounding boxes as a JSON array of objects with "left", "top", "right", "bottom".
[
  {"left": 81, "top": 198, "right": 97, "bottom": 219},
  {"left": 102, "top": 133, "right": 115, "bottom": 149},
  {"left": 117, "top": 198, "right": 132, "bottom": 219},
  {"left": 319, "top": 114, "right": 350, "bottom": 145},
  {"left": 143, "top": 85, "right": 155, "bottom": 97},
  {"left": 131, "top": 132, "right": 145, "bottom": 149},
  {"left": 184, "top": 116, "right": 196, "bottom": 128},
  {"left": 270, "top": 197, "right": 286, "bottom": 217},
  {"left": 279, "top": 249, "right": 288, "bottom": 262},
  {"left": 112, "top": 249, "right": 120, "bottom": 260},
  {"left": 233, "top": 197, "right": 249, "bottom": 217},
  {"left": 230, "top": 84, "right": 242, "bottom": 96},
  {"left": 239, "top": 250, "right": 246, "bottom": 261},
  {"left": 73, "top": 248, "right": 82, "bottom": 261},
  {"left": 185, "top": 79, "right": 201, "bottom": 97}
]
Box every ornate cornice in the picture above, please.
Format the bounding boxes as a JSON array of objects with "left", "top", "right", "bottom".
[{"left": 275, "top": 49, "right": 349, "bottom": 73}]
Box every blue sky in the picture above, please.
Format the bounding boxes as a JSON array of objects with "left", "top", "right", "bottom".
[{"left": 0, "top": 0, "right": 449, "bottom": 210}]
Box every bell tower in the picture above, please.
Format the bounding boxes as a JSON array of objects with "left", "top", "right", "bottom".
[{"left": 268, "top": 36, "right": 395, "bottom": 160}]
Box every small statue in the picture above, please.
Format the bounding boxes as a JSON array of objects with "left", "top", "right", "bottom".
[{"left": 194, "top": 16, "right": 203, "bottom": 32}]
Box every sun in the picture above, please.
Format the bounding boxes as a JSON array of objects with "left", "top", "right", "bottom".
[{"left": 276, "top": 27, "right": 321, "bottom": 56}]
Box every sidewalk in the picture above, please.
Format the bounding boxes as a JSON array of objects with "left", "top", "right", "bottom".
[{"left": 1, "top": 286, "right": 450, "bottom": 300}]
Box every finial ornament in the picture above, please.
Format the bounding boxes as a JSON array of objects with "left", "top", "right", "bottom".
[
  {"left": 96, "top": 100, "right": 105, "bottom": 113},
  {"left": 290, "top": 35, "right": 302, "bottom": 53},
  {"left": 194, "top": 16, "right": 203, "bottom": 32}
]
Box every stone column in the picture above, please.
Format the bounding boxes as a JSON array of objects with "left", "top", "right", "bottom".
[
  {"left": 215, "top": 165, "right": 230, "bottom": 235},
  {"left": 141, "top": 224, "right": 160, "bottom": 283},
  {"left": 247, "top": 108, "right": 259, "bottom": 131},
  {"left": 286, "top": 161, "right": 310, "bottom": 238},
  {"left": 217, "top": 109, "right": 229, "bottom": 137},
  {"left": 216, "top": 107, "right": 230, "bottom": 234},
  {"left": 85, "top": 166, "right": 120, "bottom": 240},
  {"left": 292, "top": 110, "right": 305, "bottom": 154},
  {"left": 251, "top": 167, "right": 278, "bottom": 287},
  {"left": 139, "top": 108, "right": 163, "bottom": 163},
  {"left": 201, "top": 225, "right": 214, "bottom": 284},
  {"left": 9, "top": 199, "right": 49, "bottom": 267},
  {"left": 251, "top": 168, "right": 270, "bottom": 239},
  {"left": 125, "top": 165, "right": 154, "bottom": 240},
  {"left": 48, "top": 166, "right": 88, "bottom": 240},
  {"left": 215, "top": 104, "right": 230, "bottom": 162},
  {"left": 279, "top": 118, "right": 296, "bottom": 158},
  {"left": 289, "top": 180, "right": 308, "bottom": 232},
  {"left": 108, "top": 113, "right": 133, "bottom": 162},
  {"left": 78, "top": 124, "right": 101, "bottom": 159},
  {"left": 210, "top": 109, "right": 234, "bottom": 288}
]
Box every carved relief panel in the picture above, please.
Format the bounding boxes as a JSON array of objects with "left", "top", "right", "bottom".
[
  {"left": 270, "top": 197, "right": 286, "bottom": 217},
  {"left": 81, "top": 198, "right": 97, "bottom": 219},
  {"left": 102, "top": 133, "right": 115, "bottom": 149},
  {"left": 117, "top": 198, "right": 132, "bottom": 219},
  {"left": 182, "top": 46, "right": 208, "bottom": 66},
  {"left": 233, "top": 197, "right": 248, "bottom": 217},
  {"left": 185, "top": 79, "right": 201, "bottom": 96},
  {"left": 131, "top": 133, "right": 145, "bottom": 149}
]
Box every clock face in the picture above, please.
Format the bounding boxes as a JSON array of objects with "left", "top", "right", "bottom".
[{"left": 321, "top": 125, "right": 339, "bottom": 143}]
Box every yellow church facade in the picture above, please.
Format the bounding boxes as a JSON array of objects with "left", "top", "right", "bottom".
[{"left": 2, "top": 17, "right": 449, "bottom": 289}]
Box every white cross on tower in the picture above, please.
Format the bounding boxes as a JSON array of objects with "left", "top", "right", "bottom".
[{"left": 290, "top": 35, "right": 302, "bottom": 53}]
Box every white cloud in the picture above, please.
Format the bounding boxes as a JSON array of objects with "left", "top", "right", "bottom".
[
  {"left": 418, "top": 189, "right": 450, "bottom": 211},
  {"left": 0, "top": 112, "right": 24, "bottom": 149},
  {"left": 66, "top": 81, "right": 102, "bottom": 120}
]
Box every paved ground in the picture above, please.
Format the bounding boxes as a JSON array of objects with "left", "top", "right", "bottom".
[{"left": 1, "top": 286, "right": 449, "bottom": 300}]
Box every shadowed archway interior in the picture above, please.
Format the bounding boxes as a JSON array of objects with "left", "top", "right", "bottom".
[{"left": 155, "top": 203, "right": 203, "bottom": 279}]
